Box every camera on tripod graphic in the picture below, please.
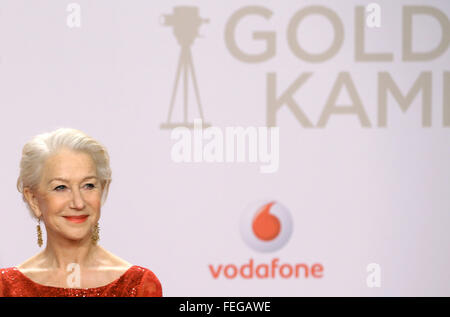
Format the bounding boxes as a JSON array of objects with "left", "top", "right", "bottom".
[{"left": 160, "top": 6, "right": 211, "bottom": 129}]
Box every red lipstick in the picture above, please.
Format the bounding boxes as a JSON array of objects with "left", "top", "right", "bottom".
[{"left": 64, "top": 215, "right": 88, "bottom": 223}]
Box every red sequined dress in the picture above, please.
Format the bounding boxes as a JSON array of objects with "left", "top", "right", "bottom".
[{"left": 0, "top": 265, "right": 162, "bottom": 297}]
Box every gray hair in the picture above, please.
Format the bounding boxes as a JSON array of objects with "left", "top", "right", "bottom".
[{"left": 17, "top": 128, "right": 112, "bottom": 218}]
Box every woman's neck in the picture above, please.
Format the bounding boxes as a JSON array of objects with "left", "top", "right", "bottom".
[{"left": 42, "top": 236, "right": 101, "bottom": 270}]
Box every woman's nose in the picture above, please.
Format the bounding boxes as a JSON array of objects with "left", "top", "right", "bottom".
[{"left": 69, "top": 188, "right": 86, "bottom": 209}]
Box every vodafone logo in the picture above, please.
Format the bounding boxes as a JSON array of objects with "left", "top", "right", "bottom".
[
  {"left": 208, "top": 200, "right": 324, "bottom": 280},
  {"left": 240, "top": 200, "right": 293, "bottom": 252}
]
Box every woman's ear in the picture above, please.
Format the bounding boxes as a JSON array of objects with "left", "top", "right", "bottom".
[{"left": 23, "top": 186, "right": 42, "bottom": 219}]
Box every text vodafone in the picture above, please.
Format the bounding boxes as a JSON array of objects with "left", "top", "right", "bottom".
[{"left": 209, "top": 258, "right": 324, "bottom": 279}]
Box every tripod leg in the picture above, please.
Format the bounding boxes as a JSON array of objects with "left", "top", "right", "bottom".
[
  {"left": 183, "top": 48, "right": 189, "bottom": 124},
  {"left": 167, "top": 49, "right": 185, "bottom": 123},
  {"left": 186, "top": 49, "right": 206, "bottom": 120}
]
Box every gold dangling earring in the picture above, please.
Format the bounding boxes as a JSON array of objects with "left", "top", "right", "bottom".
[
  {"left": 92, "top": 222, "right": 100, "bottom": 245},
  {"left": 37, "top": 218, "right": 43, "bottom": 248}
]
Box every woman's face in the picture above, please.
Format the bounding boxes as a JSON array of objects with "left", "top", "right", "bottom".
[{"left": 25, "top": 148, "right": 103, "bottom": 244}]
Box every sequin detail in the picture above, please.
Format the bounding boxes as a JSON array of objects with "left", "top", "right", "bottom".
[{"left": 0, "top": 266, "right": 162, "bottom": 297}]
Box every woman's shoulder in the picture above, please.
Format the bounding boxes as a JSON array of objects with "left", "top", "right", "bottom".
[
  {"left": 0, "top": 267, "right": 17, "bottom": 272},
  {"left": 0, "top": 267, "right": 23, "bottom": 281},
  {"left": 0, "top": 267, "right": 23, "bottom": 296},
  {"left": 15, "top": 251, "right": 45, "bottom": 270},
  {"left": 0, "top": 267, "right": 20, "bottom": 278},
  {"left": 127, "top": 265, "right": 160, "bottom": 278},
  {"left": 98, "top": 248, "right": 162, "bottom": 296},
  {"left": 124, "top": 265, "right": 163, "bottom": 297}
]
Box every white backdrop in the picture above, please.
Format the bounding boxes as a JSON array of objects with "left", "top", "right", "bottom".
[{"left": 0, "top": 0, "right": 449, "bottom": 296}]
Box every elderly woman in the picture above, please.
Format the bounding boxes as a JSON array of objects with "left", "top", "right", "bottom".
[{"left": 0, "top": 128, "right": 162, "bottom": 297}]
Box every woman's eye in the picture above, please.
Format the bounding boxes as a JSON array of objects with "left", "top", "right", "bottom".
[{"left": 54, "top": 184, "right": 95, "bottom": 191}]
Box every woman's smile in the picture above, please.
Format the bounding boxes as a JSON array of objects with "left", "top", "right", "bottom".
[{"left": 63, "top": 215, "right": 89, "bottom": 223}]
